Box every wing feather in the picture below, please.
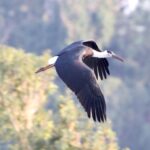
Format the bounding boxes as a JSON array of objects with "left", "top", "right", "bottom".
[
  {"left": 96, "top": 99, "right": 102, "bottom": 122},
  {"left": 101, "top": 63, "right": 107, "bottom": 79},
  {"left": 92, "top": 99, "right": 96, "bottom": 121},
  {"left": 77, "top": 83, "right": 106, "bottom": 122},
  {"left": 94, "top": 61, "right": 98, "bottom": 79},
  {"left": 83, "top": 41, "right": 110, "bottom": 80}
]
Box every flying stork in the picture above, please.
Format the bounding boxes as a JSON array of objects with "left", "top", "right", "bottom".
[{"left": 35, "top": 40, "right": 124, "bottom": 122}]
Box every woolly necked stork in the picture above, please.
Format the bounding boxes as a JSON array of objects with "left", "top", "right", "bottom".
[{"left": 35, "top": 40, "right": 124, "bottom": 122}]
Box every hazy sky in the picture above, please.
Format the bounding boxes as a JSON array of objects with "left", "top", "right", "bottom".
[{"left": 120, "top": 0, "right": 139, "bottom": 15}]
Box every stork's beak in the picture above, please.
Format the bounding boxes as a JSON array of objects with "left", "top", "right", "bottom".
[
  {"left": 35, "top": 64, "right": 53, "bottom": 74},
  {"left": 112, "top": 53, "right": 124, "bottom": 62}
]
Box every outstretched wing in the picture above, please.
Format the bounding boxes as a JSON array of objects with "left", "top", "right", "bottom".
[
  {"left": 55, "top": 55, "right": 106, "bottom": 122},
  {"left": 82, "top": 40, "right": 110, "bottom": 80},
  {"left": 76, "top": 76, "right": 106, "bottom": 122}
]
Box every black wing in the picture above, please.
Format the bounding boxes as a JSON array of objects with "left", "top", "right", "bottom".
[
  {"left": 82, "top": 40, "right": 110, "bottom": 80},
  {"left": 55, "top": 56, "right": 106, "bottom": 122},
  {"left": 76, "top": 77, "right": 106, "bottom": 122}
]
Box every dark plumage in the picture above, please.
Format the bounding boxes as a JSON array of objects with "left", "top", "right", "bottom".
[
  {"left": 55, "top": 40, "right": 109, "bottom": 122},
  {"left": 36, "top": 40, "right": 124, "bottom": 122}
]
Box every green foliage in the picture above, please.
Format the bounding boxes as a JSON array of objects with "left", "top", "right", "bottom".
[
  {"left": 60, "top": 0, "right": 116, "bottom": 45},
  {"left": 0, "top": 46, "right": 55, "bottom": 149},
  {"left": 0, "top": 0, "right": 116, "bottom": 53},
  {"left": 0, "top": 46, "right": 125, "bottom": 150}
]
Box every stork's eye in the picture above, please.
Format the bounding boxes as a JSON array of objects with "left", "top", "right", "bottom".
[{"left": 107, "top": 50, "right": 112, "bottom": 54}]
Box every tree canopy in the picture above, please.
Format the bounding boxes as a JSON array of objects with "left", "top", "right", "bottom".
[{"left": 0, "top": 46, "right": 127, "bottom": 150}]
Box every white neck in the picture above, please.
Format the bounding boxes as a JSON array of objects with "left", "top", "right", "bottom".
[
  {"left": 48, "top": 56, "right": 58, "bottom": 65},
  {"left": 92, "top": 50, "right": 110, "bottom": 58}
]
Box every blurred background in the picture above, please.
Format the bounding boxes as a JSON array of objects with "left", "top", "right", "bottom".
[{"left": 0, "top": 0, "right": 149, "bottom": 150}]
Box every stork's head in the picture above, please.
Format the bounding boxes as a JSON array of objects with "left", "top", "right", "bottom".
[
  {"left": 105, "top": 50, "right": 124, "bottom": 62},
  {"left": 92, "top": 50, "right": 124, "bottom": 62}
]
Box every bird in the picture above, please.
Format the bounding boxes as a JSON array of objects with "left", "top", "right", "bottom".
[{"left": 35, "top": 40, "right": 124, "bottom": 122}]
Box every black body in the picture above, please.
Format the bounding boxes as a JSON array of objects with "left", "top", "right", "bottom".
[{"left": 55, "top": 40, "right": 110, "bottom": 122}]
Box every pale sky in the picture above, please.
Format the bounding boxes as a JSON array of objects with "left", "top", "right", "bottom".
[{"left": 120, "top": 0, "right": 139, "bottom": 15}]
